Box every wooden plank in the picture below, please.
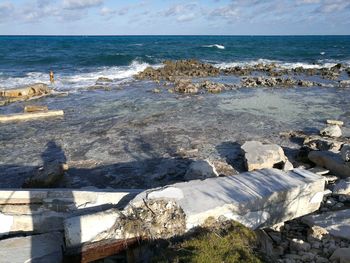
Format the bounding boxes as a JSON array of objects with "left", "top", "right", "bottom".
[
  {"left": 0, "top": 110, "right": 64, "bottom": 123},
  {"left": 64, "top": 238, "right": 141, "bottom": 263}
]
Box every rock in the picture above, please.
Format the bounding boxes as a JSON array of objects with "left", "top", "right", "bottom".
[
  {"left": 303, "top": 135, "right": 345, "bottom": 151},
  {"left": 184, "top": 160, "right": 219, "bottom": 181},
  {"left": 152, "top": 88, "right": 161, "bottom": 93},
  {"left": 174, "top": 79, "right": 198, "bottom": 94},
  {"left": 212, "top": 160, "right": 238, "bottom": 176},
  {"left": 341, "top": 144, "right": 350, "bottom": 162},
  {"left": 0, "top": 232, "right": 64, "bottom": 263},
  {"left": 290, "top": 238, "right": 311, "bottom": 252},
  {"left": 65, "top": 169, "right": 325, "bottom": 248},
  {"left": 22, "top": 161, "right": 65, "bottom": 188},
  {"left": 241, "top": 141, "right": 290, "bottom": 171},
  {"left": 0, "top": 110, "right": 64, "bottom": 123},
  {"left": 332, "top": 178, "right": 350, "bottom": 195},
  {"left": 320, "top": 125, "right": 342, "bottom": 138},
  {"left": 199, "top": 80, "right": 225, "bottom": 93},
  {"left": 302, "top": 209, "right": 350, "bottom": 241},
  {"left": 327, "top": 120, "right": 344, "bottom": 126},
  {"left": 308, "top": 151, "right": 350, "bottom": 178},
  {"left": 308, "top": 166, "right": 330, "bottom": 175},
  {"left": 339, "top": 80, "right": 350, "bottom": 88},
  {"left": 330, "top": 248, "right": 350, "bottom": 263},
  {"left": 307, "top": 226, "right": 329, "bottom": 242},
  {"left": 96, "top": 77, "right": 113, "bottom": 83},
  {"left": 24, "top": 105, "right": 48, "bottom": 113}
]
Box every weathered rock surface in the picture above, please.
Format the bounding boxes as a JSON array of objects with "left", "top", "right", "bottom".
[
  {"left": 331, "top": 178, "right": 350, "bottom": 195},
  {"left": 0, "top": 232, "right": 64, "bottom": 263},
  {"left": 174, "top": 79, "right": 198, "bottom": 94},
  {"left": 303, "top": 135, "right": 346, "bottom": 151},
  {"left": 24, "top": 105, "right": 48, "bottom": 113},
  {"left": 184, "top": 160, "right": 219, "bottom": 181},
  {"left": 0, "top": 83, "right": 51, "bottom": 106},
  {"left": 241, "top": 141, "right": 291, "bottom": 171},
  {"left": 330, "top": 248, "right": 350, "bottom": 263},
  {"left": 135, "top": 60, "right": 220, "bottom": 81},
  {"left": 302, "top": 209, "right": 350, "bottom": 241},
  {"left": 341, "top": 144, "right": 350, "bottom": 162},
  {"left": 308, "top": 151, "right": 350, "bottom": 178},
  {"left": 327, "top": 119, "right": 344, "bottom": 126},
  {"left": 320, "top": 125, "right": 342, "bottom": 138}
]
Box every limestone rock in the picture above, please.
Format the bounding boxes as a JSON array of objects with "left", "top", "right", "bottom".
[
  {"left": 303, "top": 135, "right": 345, "bottom": 151},
  {"left": 308, "top": 151, "right": 350, "bottom": 178},
  {"left": 331, "top": 178, "right": 350, "bottom": 195},
  {"left": 184, "top": 160, "right": 219, "bottom": 181},
  {"left": 341, "top": 144, "right": 350, "bottom": 162},
  {"left": 22, "top": 161, "right": 65, "bottom": 188},
  {"left": 330, "top": 248, "right": 350, "bottom": 263},
  {"left": 302, "top": 209, "right": 350, "bottom": 241},
  {"left": 24, "top": 105, "right": 48, "bottom": 113},
  {"left": 0, "top": 232, "right": 64, "bottom": 263},
  {"left": 96, "top": 77, "right": 112, "bottom": 83},
  {"left": 320, "top": 125, "right": 342, "bottom": 138},
  {"left": 174, "top": 79, "right": 198, "bottom": 94},
  {"left": 241, "top": 141, "right": 290, "bottom": 171},
  {"left": 327, "top": 119, "right": 344, "bottom": 126}
]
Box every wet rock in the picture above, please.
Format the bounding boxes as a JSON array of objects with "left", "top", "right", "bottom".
[
  {"left": 241, "top": 141, "right": 291, "bottom": 171},
  {"left": 222, "top": 66, "right": 251, "bottom": 76},
  {"left": 0, "top": 83, "right": 51, "bottom": 105},
  {"left": 341, "top": 144, "right": 350, "bottom": 162},
  {"left": 320, "top": 125, "right": 342, "bottom": 138},
  {"left": 24, "top": 105, "right": 48, "bottom": 113},
  {"left": 303, "top": 135, "right": 346, "bottom": 151},
  {"left": 340, "top": 80, "right": 350, "bottom": 88},
  {"left": 22, "top": 161, "right": 66, "bottom": 188},
  {"left": 174, "top": 79, "right": 198, "bottom": 94},
  {"left": 152, "top": 88, "right": 161, "bottom": 93},
  {"left": 330, "top": 248, "right": 350, "bottom": 263},
  {"left": 290, "top": 238, "right": 311, "bottom": 252},
  {"left": 308, "top": 151, "right": 350, "bottom": 178},
  {"left": 87, "top": 85, "right": 112, "bottom": 91},
  {"left": 135, "top": 59, "right": 220, "bottom": 82},
  {"left": 297, "top": 80, "right": 317, "bottom": 87},
  {"left": 331, "top": 178, "right": 350, "bottom": 195},
  {"left": 199, "top": 80, "right": 225, "bottom": 93},
  {"left": 212, "top": 160, "right": 238, "bottom": 176},
  {"left": 307, "top": 226, "right": 329, "bottom": 242},
  {"left": 184, "top": 160, "right": 219, "bottom": 181},
  {"left": 96, "top": 77, "right": 113, "bottom": 83},
  {"left": 308, "top": 166, "right": 329, "bottom": 175},
  {"left": 0, "top": 232, "right": 64, "bottom": 263}
]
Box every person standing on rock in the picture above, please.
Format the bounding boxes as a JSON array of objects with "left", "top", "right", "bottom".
[{"left": 50, "top": 71, "right": 54, "bottom": 84}]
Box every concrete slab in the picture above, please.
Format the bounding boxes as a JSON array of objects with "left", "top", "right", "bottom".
[{"left": 0, "top": 232, "right": 64, "bottom": 263}]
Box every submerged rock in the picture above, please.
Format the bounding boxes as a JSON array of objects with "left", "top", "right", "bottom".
[
  {"left": 241, "top": 141, "right": 291, "bottom": 171},
  {"left": 174, "top": 79, "right": 198, "bottom": 94},
  {"left": 96, "top": 77, "right": 113, "bottom": 83}
]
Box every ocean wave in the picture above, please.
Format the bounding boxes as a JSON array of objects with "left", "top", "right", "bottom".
[
  {"left": 0, "top": 60, "right": 153, "bottom": 91},
  {"left": 202, "top": 44, "right": 225, "bottom": 50},
  {"left": 214, "top": 58, "right": 349, "bottom": 70}
]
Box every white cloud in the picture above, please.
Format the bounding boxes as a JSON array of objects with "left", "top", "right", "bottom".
[
  {"left": 63, "top": 0, "right": 103, "bottom": 10},
  {"left": 177, "top": 13, "right": 196, "bottom": 22},
  {"left": 100, "top": 7, "right": 116, "bottom": 16},
  {"left": 0, "top": 2, "right": 14, "bottom": 21}
]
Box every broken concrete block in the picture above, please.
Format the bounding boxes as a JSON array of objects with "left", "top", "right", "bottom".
[
  {"left": 0, "top": 189, "right": 142, "bottom": 237},
  {"left": 241, "top": 141, "right": 289, "bottom": 171},
  {"left": 184, "top": 160, "right": 219, "bottom": 181},
  {"left": 308, "top": 151, "right": 350, "bottom": 178},
  {"left": 327, "top": 120, "right": 344, "bottom": 126},
  {"left": 0, "top": 232, "right": 64, "bottom": 263},
  {"left": 133, "top": 168, "right": 325, "bottom": 231},
  {"left": 302, "top": 209, "right": 350, "bottom": 241},
  {"left": 0, "top": 83, "right": 50, "bottom": 98},
  {"left": 0, "top": 110, "right": 64, "bottom": 123},
  {"left": 24, "top": 105, "right": 48, "bottom": 113},
  {"left": 320, "top": 125, "right": 342, "bottom": 138}
]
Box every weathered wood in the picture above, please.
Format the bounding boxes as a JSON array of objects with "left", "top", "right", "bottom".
[
  {"left": 64, "top": 238, "right": 141, "bottom": 263},
  {"left": 0, "top": 110, "right": 64, "bottom": 123}
]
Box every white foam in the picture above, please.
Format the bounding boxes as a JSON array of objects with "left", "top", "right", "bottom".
[
  {"left": 0, "top": 60, "right": 153, "bottom": 91},
  {"left": 215, "top": 58, "right": 348, "bottom": 70},
  {"left": 203, "top": 44, "right": 225, "bottom": 50}
]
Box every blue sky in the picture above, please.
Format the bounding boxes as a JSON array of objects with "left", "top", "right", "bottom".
[{"left": 0, "top": 0, "right": 349, "bottom": 35}]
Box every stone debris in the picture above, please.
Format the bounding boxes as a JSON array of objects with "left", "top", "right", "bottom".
[
  {"left": 341, "top": 144, "right": 350, "bottom": 162},
  {"left": 184, "top": 160, "right": 219, "bottom": 181},
  {"left": 303, "top": 134, "right": 346, "bottom": 151},
  {"left": 0, "top": 232, "right": 64, "bottom": 263},
  {"left": 302, "top": 209, "right": 350, "bottom": 241},
  {"left": 0, "top": 110, "right": 64, "bottom": 123},
  {"left": 24, "top": 105, "right": 48, "bottom": 113},
  {"left": 241, "top": 141, "right": 292, "bottom": 171},
  {"left": 327, "top": 119, "right": 344, "bottom": 126},
  {"left": 308, "top": 151, "right": 350, "bottom": 179},
  {"left": 320, "top": 125, "right": 342, "bottom": 138},
  {"left": 331, "top": 178, "right": 350, "bottom": 195}
]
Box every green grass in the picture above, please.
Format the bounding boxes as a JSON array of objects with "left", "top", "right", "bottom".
[{"left": 150, "top": 220, "right": 263, "bottom": 263}]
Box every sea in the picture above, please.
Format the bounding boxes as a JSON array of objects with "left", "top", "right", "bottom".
[
  {"left": 1, "top": 35, "right": 350, "bottom": 188},
  {"left": 0, "top": 35, "right": 350, "bottom": 90}
]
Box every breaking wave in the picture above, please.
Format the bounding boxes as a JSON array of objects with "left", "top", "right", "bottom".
[{"left": 202, "top": 44, "right": 225, "bottom": 50}]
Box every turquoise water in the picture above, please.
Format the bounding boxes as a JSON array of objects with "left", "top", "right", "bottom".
[{"left": 0, "top": 36, "right": 349, "bottom": 90}]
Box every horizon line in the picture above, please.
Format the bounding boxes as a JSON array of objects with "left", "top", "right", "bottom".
[{"left": 0, "top": 34, "right": 350, "bottom": 37}]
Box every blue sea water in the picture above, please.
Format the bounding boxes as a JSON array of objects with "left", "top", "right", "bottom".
[{"left": 0, "top": 35, "right": 349, "bottom": 90}]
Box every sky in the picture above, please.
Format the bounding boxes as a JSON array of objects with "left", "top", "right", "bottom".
[{"left": 0, "top": 0, "right": 349, "bottom": 35}]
